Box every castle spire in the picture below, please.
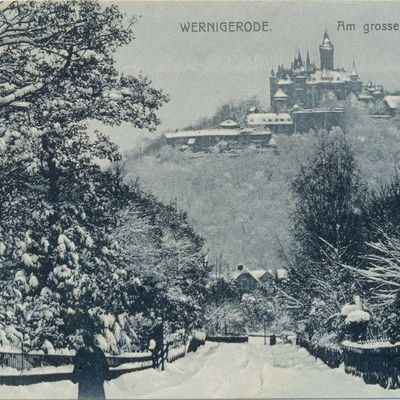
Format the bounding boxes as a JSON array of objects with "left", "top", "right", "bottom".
[
  {"left": 319, "top": 29, "right": 334, "bottom": 70},
  {"left": 350, "top": 60, "right": 358, "bottom": 77},
  {"left": 298, "top": 50, "right": 303, "bottom": 67},
  {"left": 350, "top": 60, "right": 358, "bottom": 81}
]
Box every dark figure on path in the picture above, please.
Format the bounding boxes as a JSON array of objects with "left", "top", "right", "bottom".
[
  {"left": 270, "top": 334, "right": 276, "bottom": 346},
  {"left": 72, "top": 332, "right": 110, "bottom": 400}
]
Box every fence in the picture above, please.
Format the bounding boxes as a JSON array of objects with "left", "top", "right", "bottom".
[
  {"left": 206, "top": 335, "right": 249, "bottom": 343},
  {"left": 296, "top": 337, "right": 342, "bottom": 368},
  {"left": 297, "top": 336, "right": 400, "bottom": 389},
  {"left": 0, "top": 331, "right": 206, "bottom": 386},
  {"left": 0, "top": 350, "right": 153, "bottom": 371},
  {"left": 342, "top": 341, "right": 400, "bottom": 389},
  {"left": 0, "top": 351, "right": 75, "bottom": 371}
]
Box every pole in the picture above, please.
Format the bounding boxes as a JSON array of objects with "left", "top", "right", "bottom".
[
  {"left": 21, "top": 334, "right": 24, "bottom": 371},
  {"left": 264, "top": 321, "right": 266, "bottom": 346},
  {"left": 161, "top": 316, "right": 165, "bottom": 371}
]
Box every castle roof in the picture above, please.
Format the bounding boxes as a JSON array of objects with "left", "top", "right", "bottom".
[
  {"left": 306, "top": 69, "right": 350, "bottom": 84},
  {"left": 358, "top": 93, "right": 374, "bottom": 101},
  {"left": 277, "top": 78, "right": 293, "bottom": 85},
  {"left": 273, "top": 88, "right": 289, "bottom": 99},
  {"left": 320, "top": 29, "right": 333, "bottom": 49},
  {"left": 247, "top": 113, "right": 293, "bottom": 126}
]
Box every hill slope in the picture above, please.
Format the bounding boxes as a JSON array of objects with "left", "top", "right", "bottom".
[{"left": 125, "top": 109, "right": 400, "bottom": 271}]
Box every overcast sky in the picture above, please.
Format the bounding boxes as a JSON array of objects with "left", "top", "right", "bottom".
[{"left": 99, "top": 1, "right": 400, "bottom": 150}]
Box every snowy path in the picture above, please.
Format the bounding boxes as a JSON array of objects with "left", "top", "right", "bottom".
[{"left": 2, "top": 342, "right": 400, "bottom": 399}]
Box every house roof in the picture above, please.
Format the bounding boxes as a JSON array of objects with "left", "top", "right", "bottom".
[
  {"left": 276, "top": 268, "right": 288, "bottom": 281},
  {"left": 232, "top": 267, "right": 267, "bottom": 282},
  {"left": 233, "top": 267, "right": 288, "bottom": 283},
  {"left": 384, "top": 95, "right": 400, "bottom": 109},
  {"left": 251, "top": 269, "right": 268, "bottom": 279},
  {"left": 246, "top": 113, "right": 293, "bottom": 126}
]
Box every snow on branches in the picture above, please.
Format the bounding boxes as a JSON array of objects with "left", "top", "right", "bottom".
[{"left": 0, "top": 0, "right": 172, "bottom": 353}]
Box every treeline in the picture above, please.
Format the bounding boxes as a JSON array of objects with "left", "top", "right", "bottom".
[
  {"left": 204, "top": 276, "right": 291, "bottom": 335},
  {"left": 283, "top": 127, "right": 400, "bottom": 345},
  {"left": 183, "top": 97, "right": 261, "bottom": 130}
]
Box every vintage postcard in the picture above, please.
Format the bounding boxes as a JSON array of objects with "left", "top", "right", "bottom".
[{"left": 1, "top": 0, "right": 400, "bottom": 399}]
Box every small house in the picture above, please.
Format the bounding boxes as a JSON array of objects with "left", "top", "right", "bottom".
[{"left": 384, "top": 95, "right": 400, "bottom": 116}]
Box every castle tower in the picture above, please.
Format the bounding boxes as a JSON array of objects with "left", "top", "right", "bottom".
[
  {"left": 319, "top": 29, "right": 334, "bottom": 70},
  {"left": 306, "top": 50, "right": 310, "bottom": 68}
]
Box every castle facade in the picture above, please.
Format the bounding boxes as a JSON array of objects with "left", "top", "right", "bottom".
[{"left": 269, "top": 30, "right": 364, "bottom": 112}]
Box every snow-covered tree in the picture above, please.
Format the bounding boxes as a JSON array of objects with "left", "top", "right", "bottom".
[
  {"left": 0, "top": 0, "right": 168, "bottom": 351},
  {"left": 285, "top": 130, "right": 367, "bottom": 341},
  {"left": 113, "top": 190, "right": 211, "bottom": 340},
  {"left": 344, "top": 232, "right": 400, "bottom": 342},
  {"left": 241, "top": 290, "right": 274, "bottom": 332}
]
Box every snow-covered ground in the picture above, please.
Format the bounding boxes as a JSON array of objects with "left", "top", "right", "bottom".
[{"left": 1, "top": 342, "right": 400, "bottom": 399}]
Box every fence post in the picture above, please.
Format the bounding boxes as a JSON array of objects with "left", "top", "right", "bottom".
[
  {"left": 20, "top": 336, "right": 24, "bottom": 371},
  {"left": 263, "top": 322, "right": 266, "bottom": 346}
]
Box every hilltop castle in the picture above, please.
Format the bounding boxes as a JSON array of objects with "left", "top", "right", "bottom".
[{"left": 269, "top": 30, "right": 379, "bottom": 112}]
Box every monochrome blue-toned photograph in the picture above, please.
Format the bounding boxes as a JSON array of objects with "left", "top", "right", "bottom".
[{"left": 1, "top": 0, "right": 400, "bottom": 398}]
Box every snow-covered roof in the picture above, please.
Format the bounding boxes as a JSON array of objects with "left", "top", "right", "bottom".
[
  {"left": 384, "top": 95, "right": 400, "bottom": 109},
  {"left": 251, "top": 270, "right": 268, "bottom": 279},
  {"left": 273, "top": 88, "right": 289, "bottom": 99},
  {"left": 232, "top": 267, "right": 267, "bottom": 282},
  {"left": 276, "top": 268, "right": 288, "bottom": 281},
  {"left": 277, "top": 78, "right": 293, "bottom": 85},
  {"left": 358, "top": 93, "right": 374, "bottom": 100},
  {"left": 292, "top": 108, "right": 344, "bottom": 115},
  {"left": 306, "top": 69, "right": 351, "bottom": 84},
  {"left": 219, "top": 119, "right": 239, "bottom": 128},
  {"left": 345, "top": 310, "right": 370, "bottom": 324},
  {"left": 165, "top": 127, "right": 271, "bottom": 139},
  {"left": 246, "top": 113, "right": 293, "bottom": 126}
]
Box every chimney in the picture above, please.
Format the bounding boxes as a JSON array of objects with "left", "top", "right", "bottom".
[{"left": 237, "top": 264, "right": 244, "bottom": 271}]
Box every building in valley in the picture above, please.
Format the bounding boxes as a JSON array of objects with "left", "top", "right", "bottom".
[{"left": 232, "top": 264, "right": 288, "bottom": 292}]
